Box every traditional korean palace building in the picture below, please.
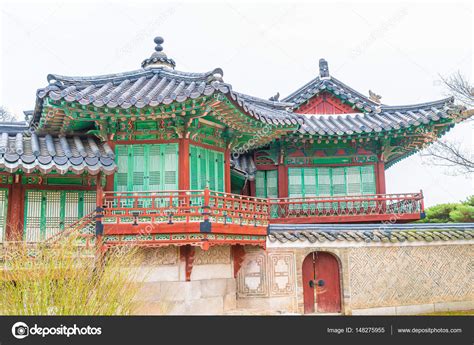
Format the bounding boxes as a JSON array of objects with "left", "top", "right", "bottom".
[{"left": 1, "top": 37, "right": 473, "bottom": 315}]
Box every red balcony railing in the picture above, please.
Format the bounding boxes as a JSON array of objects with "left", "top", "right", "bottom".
[
  {"left": 102, "top": 189, "right": 270, "bottom": 229},
  {"left": 268, "top": 192, "right": 424, "bottom": 223},
  {"left": 101, "top": 190, "right": 424, "bottom": 227}
]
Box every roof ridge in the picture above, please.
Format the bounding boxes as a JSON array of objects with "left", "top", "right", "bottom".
[
  {"left": 232, "top": 91, "right": 294, "bottom": 109},
  {"left": 46, "top": 67, "right": 224, "bottom": 87},
  {"left": 380, "top": 97, "right": 454, "bottom": 110}
]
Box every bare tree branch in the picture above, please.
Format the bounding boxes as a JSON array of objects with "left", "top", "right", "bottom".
[
  {"left": 0, "top": 106, "right": 17, "bottom": 122},
  {"left": 420, "top": 73, "right": 473, "bottom": 175}
]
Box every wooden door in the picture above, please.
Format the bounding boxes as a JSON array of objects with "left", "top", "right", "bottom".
[{"left": 302, "top": 252, "right": 341, "bottom": 314}]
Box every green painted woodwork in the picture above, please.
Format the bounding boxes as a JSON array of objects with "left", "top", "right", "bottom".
[
  {"left": 114, "top": 143, "right": 178, "bottom": 192},
  {"left": 0, "top": 189, "right": 8, "bottom": 242},
  {"left": 288, "top": 165, "right": 376, "bottom": 198},
  {"left": 23, "top": 190, "right": 96, "bottom": 242},
  {"left": 40, "top": 96, "right": 297, "bottom": 150},
  {"left": 46, "top": 177, "right": 84, "bottom": 185},
  {"left": 189, "top": 145, "right": 225, "bottom": 192},
  {"left": 255, "top": 170, "right": 278, "bottom": 198}
]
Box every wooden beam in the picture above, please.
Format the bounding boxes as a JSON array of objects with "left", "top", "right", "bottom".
[
  {"left": 178, "top": 138, "right": 190, "bottom": 190},
  {"left": 180, "top": 245, "right": 195, "bottom": 282},
  {"left": 105, "top": 139, "right": 116, "bottom": 192},
  {"left": 6, "top": 175, "right": 24, "bottom": 241},
  {"left": 225, "top": 147, "right": 231, "bottom": 193},
  {"left": 376, "top": 156, "right": 386, "bottom": 194},
  {"left": 277, "top": 164, "right": 288, "bottom": 199},
  {"left": 231, "top": 244, "right": 246, "bottom": 278}
]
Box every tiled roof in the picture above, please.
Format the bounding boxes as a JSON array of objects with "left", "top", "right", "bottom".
[
  {"left": 268, "top": 223, "right": 474, "bottom": 243},
  {"left": 230, "top": 154, "right": 257, "bottom": 180},
  {"left": 35, "top": 67, "right": 299, "bottom": 128},
  {"left": 297, "top": 98, "right": 457, "bottom": 136},
  {"left": 0, "top": 124, "right": 116, "bottom": 175},
  {"left": 282, "top": 75, "right": 380, "bottom": 112}
]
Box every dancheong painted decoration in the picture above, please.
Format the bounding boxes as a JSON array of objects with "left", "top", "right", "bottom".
[{"left": 0, "top": 36, "right": 471, "bottom": 253}]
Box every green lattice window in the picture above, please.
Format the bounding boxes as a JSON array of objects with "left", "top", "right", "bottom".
[
  {"left": 0, "top": 189, "right": 8, "bottom": 242},
  {"left": 189, "top": 145, "right": 225, "bottom": 192},
  {"left": 288, "top": 165, "right": 376, "bottom": 198},
  {"left": 24, "top": 190, "right": 96, "bottom": 242},
  {"left": 114, "top": 144, "right": 178, "bottom": 192},
  {"left": 255, "top": 170, "right": 278, "bottom": 198}
]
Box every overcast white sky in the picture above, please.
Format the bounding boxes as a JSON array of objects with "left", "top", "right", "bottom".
[{"left": 0, "top": 0, "right": 472, "bottom": 207}]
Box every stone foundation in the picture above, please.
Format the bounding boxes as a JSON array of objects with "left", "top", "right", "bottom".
[{"left": 131, "top": 246, "right": 237, "bottom": 315}]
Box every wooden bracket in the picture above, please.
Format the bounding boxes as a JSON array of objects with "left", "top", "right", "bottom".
[
  {"left": 180, "top": 245, "right": 196, "bottom": 282},
  {"left": 231, "top": 244, "right": 246, "bottom": 278}
]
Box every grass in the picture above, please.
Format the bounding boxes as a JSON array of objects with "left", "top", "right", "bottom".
[{"left": 0, "top": 236, "right": 148, "bottom": 315}]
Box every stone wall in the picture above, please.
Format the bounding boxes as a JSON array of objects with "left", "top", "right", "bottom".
[
  {"left": 131, "top": 246, "right": 237, "bottom": 315},
  {"left": 237, "top": 242, "right": 474, "bottom": 315}
]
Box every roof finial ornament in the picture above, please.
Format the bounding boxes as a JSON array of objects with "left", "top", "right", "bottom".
[
  {"left": 269, "top": 92, "right": 280, "bottom": 102},
  {"left": 369, "top": 90, "right": 382, "bottom": 104},
  {"left": 319, "top": 58, "right": 329, "bottom": 78},
  {"left": 141, "top": 36, "right": 176, "bottom": 69}
]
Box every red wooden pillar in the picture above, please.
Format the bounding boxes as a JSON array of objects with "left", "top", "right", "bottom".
[
  {"left": 178, "top": 138, "right": 190, "bottom": 190},
  {"left": 105, "top": 139, "right": 116, "bottom": 192},
  {"left": 225, "top": 147, "right": 231, "bottom": 193},
  {"left": 376, "top": 159, "right": 386, "bottom": 195},
  {"left": 249, "top": 180, "right": 256, "bottom": 197},
  {"left": 96, "top": 173, "right": 104, "bottom": 207},
  {"left": 6, "top": 174, "right": 25, "bottom": 241},
  {"left": 277, "top": 164, "right": 288, "bottom": 199}
]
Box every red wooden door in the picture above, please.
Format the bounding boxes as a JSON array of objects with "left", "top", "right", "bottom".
[{"left": 302, "top": 252, "right": 341, "bottom": 314}]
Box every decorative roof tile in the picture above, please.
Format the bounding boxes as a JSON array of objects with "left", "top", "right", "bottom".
[
  {"left": 0, "top": 124, "right": 116, "bottom": 175},
  {"left": 296, "top": 98, "right": 457, "bottom": 136},
  {"left": 268, "top": 223, "right": 474, "bottom": 243}
]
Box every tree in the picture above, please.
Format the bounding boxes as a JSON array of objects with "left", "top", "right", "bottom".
[
  {"left": 420, "top": 72, "right": 473, "bottom": 175},
  {"left": 0, "top": 106, "right": 17, "bottom": 122},
  {"left": 420, "top": 196, "right": 474, "bottom": 223}
]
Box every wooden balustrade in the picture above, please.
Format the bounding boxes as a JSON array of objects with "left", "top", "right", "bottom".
[
  {"left": 101, "top": 189, "right": 270, "bottom": 227},
  {"left": 101, "top": 189, "right": 424, "bottom": 226},
  {"left": 268, "top": 192, "right": 424, "bottom": 223}
]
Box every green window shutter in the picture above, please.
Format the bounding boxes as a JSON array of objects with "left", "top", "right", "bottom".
[
  {"left": 163, "top": 144, "right": 178, "bottom": 190},
  {"left": 44, "top": 191, "right": 62, "bottom": 240},
  {"left": 63, "top": 191, "right": 80, "bottom": 229},
  {"left": 332, "top": 167, "right": 347, "bottom": 196},
  {"left": 148, "top": 144, "right": 162, "bottom": 191},
  {"left": 84, "top": 191, "right": 97, "bottom": 214},
  {"left": 0, "top": 189, "right": 7, "bottom": 242},
  {"left": 208, "top": 150, "right": 216, "bottom": 190},
  {"left": 288, "top": 168, "right": 303, "bottom": 198},
  {"left": 199, "top": 148, "right": 208, "bottom": 189},
  {"left": 24, "top": 190, "right": 43, "bottom": 242},
  {"left": 346, "top": 166, "right": 362, "bottom": 195},
  {"left": 115, "top": 145, "right": 129, "bottom": 192},
  {"left": 266, "top": 170, "right": 278, "bottom": 198},
  {"left": 361, "top": 165, "right": 376, "bottom": 195},
  {"left": 255, "top": 171, "right": 266, "bottom": 198},
  {"left": 132, "top": 145, "right": 146, "bottom": 191},
  {"left": 317, "top": 168, "right": 331, "bottom": 196},
  {"left": 303, "top": 168, "right": 317, "bottom": 197},
  {"left": 190, "top": 145, "right": 199, "bottom": 190},
  {"left": 217, "top": 152, "right": 225, "bottom": 192}
]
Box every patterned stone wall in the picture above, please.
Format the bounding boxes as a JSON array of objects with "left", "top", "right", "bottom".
[
  {"left": 238, "top": 248, "right": 297, "bottom": 298},
  {"left": 348, "top": 245, "right": 474, "bottom": 309},
  {"left": 194, "top": 246, "right": 231, "bottom": 265},
  {"left": 237, "top": 243, "right": 474, "bottom": 314},
  {"left": 236, "top": 248, "right": 298, "bottom": 312}
]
